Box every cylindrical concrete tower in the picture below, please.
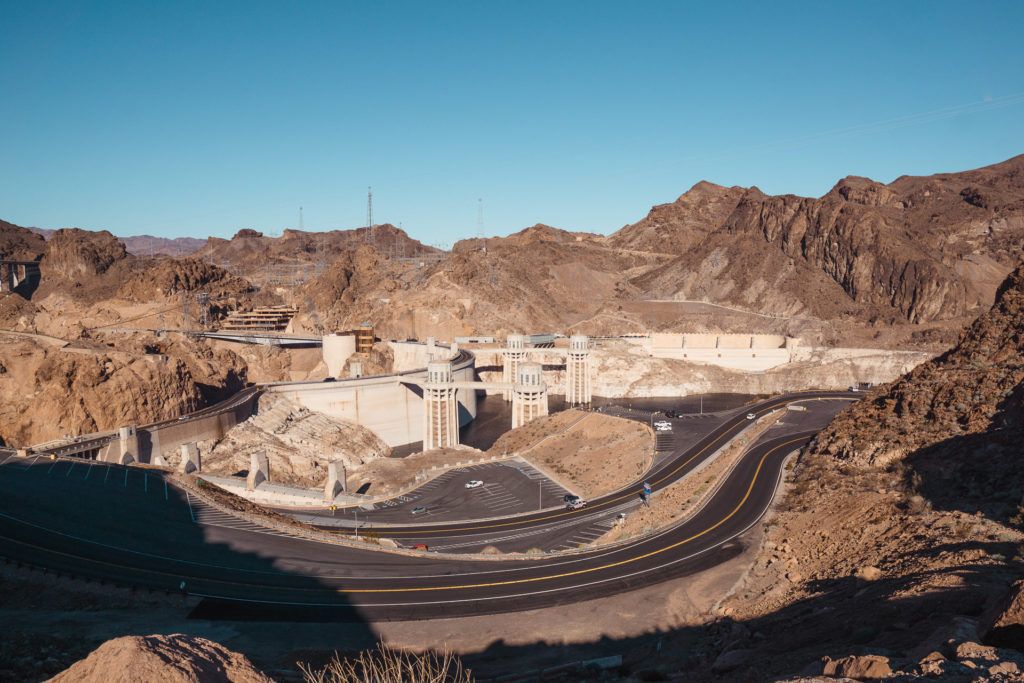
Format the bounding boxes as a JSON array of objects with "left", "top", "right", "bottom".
[
  {"left": 512, "top": 361, "right": 548, "bottom": 429},
  {"left": 322, "top": 333, "right": 357, "bottom": 378},
  {"left": 423, "top": 360, "right": 459, "bottom": 451},
  {"left": 566, "top": 334, "right": 592, "bottom": 405},
  {"left": 502, "top": 334, "right": 527, "bottom": 401}
]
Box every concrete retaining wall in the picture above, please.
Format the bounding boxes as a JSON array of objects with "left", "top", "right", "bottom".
[{"left": 142, "top": 389, "right": 261, "bottom": 463}]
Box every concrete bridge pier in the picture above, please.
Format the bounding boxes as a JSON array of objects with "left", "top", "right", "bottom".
[
  {"left": 178, "top": 443, "right": 201, "bottom": 474},
  {"left": 107, "top": 426, "right": 138, "bottom": 465},
  {"left": 423, "top": 360, "right": 459, "bottom": 451},
  {"left": 324, "top": 460, "right": 347, "bottom": 502},
  {"left": 566, "top": 334, "right": 592, "bottom": 405},
  {"left": 246, "top": 451, "right": 269, "bottom": 490},
  {"left": 502, "top": 334, "right": 527, "bottom": 401},
  {"left": 512, "top": 362, "right": 548, "bottom": 429}
]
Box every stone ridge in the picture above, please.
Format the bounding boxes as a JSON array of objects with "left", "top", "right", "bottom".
[{"left": 812, "top": 260, "right": 1024, "bottom": 468}]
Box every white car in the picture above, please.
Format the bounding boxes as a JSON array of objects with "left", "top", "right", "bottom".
[
  {"left": 465, "top": 480, "right": 484, "bottom": 489},
  {"left": 746, "top": 413, "right": 757, "bottom": 420},
  {"left": 653, "top": 421, "right": 672, "bottom": 431}
]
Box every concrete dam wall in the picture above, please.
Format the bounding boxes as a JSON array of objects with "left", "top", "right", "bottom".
[
  {"left": 648, "top": 333, "right": 798, "bottom": 371},
  {"left": 265, "top": 344, "right": 478, "bottom": 447}
]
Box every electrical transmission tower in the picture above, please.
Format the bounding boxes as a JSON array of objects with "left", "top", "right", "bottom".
[
  {"left": 197, "top": 292, "right": 210, "bottom": 328},
  {"left": 477, "top": 198, "right": 484, "bottom": 241},
  {"left": 299, "top": 206, "right": 304, "bottom": 231},
  {"left": 366, "top": 186, "right": 374, "bottom": 246}
]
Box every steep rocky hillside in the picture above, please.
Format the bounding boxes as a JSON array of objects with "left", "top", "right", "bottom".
[
  {"left": 814, "top": 262, "right": 1024, "bottom": 470},
  {"left": 695, "top": 261, "right": 1024, "bottom": 678},
  {"left": 625, "top": 154, "right": 1024, "bottom": 324},
  {"left": 0, "top": 219, "right": 45, "bottom": 260},
  {"left": 608, "top": 180, "right": 746, "bottom": 255},
  {"left": 116, "top": 257, "right": 255, "bottom": 302},
  {"left": 290, "top": 225, "right": 660, "bottom": 339}
]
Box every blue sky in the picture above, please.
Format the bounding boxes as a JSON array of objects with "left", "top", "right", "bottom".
[{"left": 2, "top": 1, "right": 1022, "bottom": 246}]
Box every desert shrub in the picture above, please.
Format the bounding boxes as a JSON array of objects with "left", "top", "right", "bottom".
[{"left": 299, "top": 643, "right": 472, "bottom": 683}]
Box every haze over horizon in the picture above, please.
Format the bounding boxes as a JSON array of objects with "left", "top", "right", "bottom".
[{"left": 2, "top": 1, "right": 1022, "bottom": 245}]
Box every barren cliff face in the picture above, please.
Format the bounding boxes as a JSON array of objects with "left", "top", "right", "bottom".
[
  {"left": 0, "top": 338, "right": 203, "bottom": 445},
  {"left": 709, "top": 262, "right": 1024, "bottom": 678},
  {"left": 40, "top": 228, "right": 127, "bottom": 281},
  {"left": 813, "top": 261, "right": 1024, "bottom": 469},
  {"left": 621, "top": 155, "right": 1024, "bottom": 324}
]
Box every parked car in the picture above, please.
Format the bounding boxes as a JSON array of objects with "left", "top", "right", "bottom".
[
  {"left": 412, "top": 543, "right": 429, "bottom": 551},
  {"left": 410, "top": 506, "right": 427, "bottom": 515},
  {"left": 465, "top": 480, "right": 484, "bottom": 489},
  {"left": 746, "top": 413, "right": 757, "bottom": 420}
]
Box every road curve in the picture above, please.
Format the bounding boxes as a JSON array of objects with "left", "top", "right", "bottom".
[
  {"left": 0, "top": 406, "right": 838, "bottom": 620},
  {"left": 296, "top": 392, "right": 853, "bottom": 548}
]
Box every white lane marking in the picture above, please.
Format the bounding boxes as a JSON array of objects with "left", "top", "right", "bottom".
[{"left": 201, "top": 449, "right": 796, "bottom": 608}]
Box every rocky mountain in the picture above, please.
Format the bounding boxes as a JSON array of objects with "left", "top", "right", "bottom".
[
  {"left": 289, "top": 225, "right": 660, "bottom": 339},
  {"left": 0, "top": 219, "right": 45, "bottom": 260},
  {"left": 195, "top": 223, "right": 437, "bottom": 272},
  {"left": 39, "top": 228, "right": 128, "bottom": 280},
  {"left": 120, "top": 234, "right": 205, "bottom": 257},
  {"left": 622, "top": 154, "right": 1024, "bottom": 324},
  {"left": 28, "top": 225, "right": 205, "bottom": 257},
  {"left": 115, "top": 257, "right": 256, "bottom": 303},
  {"left": 698, "top": 260, "right": 1024, "bottom": 678},
  {"left": 608, "top": 180, "right": 746, "bottom": 255},
  {"left": 813, "top": 258, "right": 1024, "bottom": 490}
]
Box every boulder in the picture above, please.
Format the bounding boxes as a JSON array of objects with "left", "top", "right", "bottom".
[{"left": 822, "top": 654, "right": 893, "bottom": 679}]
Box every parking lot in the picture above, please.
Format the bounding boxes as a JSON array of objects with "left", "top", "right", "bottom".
[{"left": 296, "top": 458, "right": 574, "bottom": 526}]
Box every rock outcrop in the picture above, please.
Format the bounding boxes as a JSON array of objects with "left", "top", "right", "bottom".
[
  {"left": 116, "top": 258, "right": 254, "bottom": 302},
  {"left": 40, "top": 228, "right": 127, "bottom": 280},
  {"left": 813, "top": 261, "right": 1024, "bottom": 469},
  {"left": 0, "top": 337, "right": 205, "bottom": 446},
  {"left": 0, "top": 219, "right": 46, "bottom": 260},
  {"left": 48, "top": 633, "right": 273, "bottom": 683}
]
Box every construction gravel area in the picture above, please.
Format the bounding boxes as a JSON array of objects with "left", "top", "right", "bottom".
[{"left": 491, "top": 410, "right": 655, "bottom": 500}]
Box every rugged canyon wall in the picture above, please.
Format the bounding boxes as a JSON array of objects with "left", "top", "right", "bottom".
[
  {"left": 624, "top": 154, "right": 1024, "bottom": 324},
  {"left": 705, "top": 261, "right": 1024, "bottom": 678}
]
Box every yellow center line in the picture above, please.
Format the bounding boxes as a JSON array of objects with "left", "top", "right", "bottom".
[
  {"left": 339, "top": 434, "right": 805, "bottom": 593},
  {"left": 365, "top": 397, "right": 795, "bottom": 537},
  {"left": 0, "top": 436, "right": 806, "bottom": 597}
]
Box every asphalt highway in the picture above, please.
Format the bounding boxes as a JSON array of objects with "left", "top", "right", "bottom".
[
  {"left": 293, "top": 392, "right": 854, "bottom": 553},
  {"left": 0, "top": 391, "right": 858, "bottom": 620}
]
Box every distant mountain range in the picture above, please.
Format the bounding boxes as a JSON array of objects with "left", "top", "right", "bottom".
[{"left": 27, "top": 227, "right": 205, "bottom": 257}]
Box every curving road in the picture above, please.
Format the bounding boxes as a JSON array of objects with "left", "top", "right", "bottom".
[
  {"left": 0, "top": 391, "right": 857, "bottom": 621},
  {"left": 290, "top": 392, "right": 852, "bottom": 553}
]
